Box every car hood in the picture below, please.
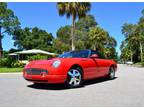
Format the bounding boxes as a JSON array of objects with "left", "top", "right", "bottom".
[
  {"left": 25, "top": 58, "right": 83, "bottom": 69},
  {"left": 25, "top": 58, "right": 59, "bottom": 69}
]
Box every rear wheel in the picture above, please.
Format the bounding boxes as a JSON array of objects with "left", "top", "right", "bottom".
[
  {"left": 66, "top": 68, "right": 83, "bottom": 88},
  {"left": 108, "top": 67, "right": 115, "bottom": 80}
]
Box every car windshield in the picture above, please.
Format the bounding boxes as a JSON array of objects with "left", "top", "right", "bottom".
[{"left": 58, "top": 50, "right": 90, "bottom": 58}]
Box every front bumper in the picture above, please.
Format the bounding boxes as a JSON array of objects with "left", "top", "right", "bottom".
[{"left": 23, "top": 73, "right": 67, "bottom": 84}]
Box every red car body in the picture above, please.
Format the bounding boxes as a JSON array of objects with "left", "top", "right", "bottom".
[{"left": 23, "top": 50, "right": 117, "bottom": 85}]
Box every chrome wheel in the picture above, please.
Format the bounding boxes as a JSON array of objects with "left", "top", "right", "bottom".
[
  {"left": 109, "top": 67, "right": 115, "bottom": 79},
  {"left": 67, "top": 69, "right": 82, "bottom": 88}
]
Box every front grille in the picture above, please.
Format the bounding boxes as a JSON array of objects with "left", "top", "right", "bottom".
[{"left": 25, "top": 68, "right": 48, "bottom": 75}]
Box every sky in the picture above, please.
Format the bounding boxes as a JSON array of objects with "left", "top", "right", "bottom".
[{"left": 2, "top": 2, "right": 144, "bottom": 55}]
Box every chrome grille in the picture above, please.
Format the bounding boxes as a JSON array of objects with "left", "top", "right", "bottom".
[{"left": 25, "top": 68, "right": 48, "bottom": 75}]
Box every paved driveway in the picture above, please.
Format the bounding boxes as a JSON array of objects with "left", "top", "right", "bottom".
[{"left": 0, "top": 64, "right": 144, "bottom": 107}]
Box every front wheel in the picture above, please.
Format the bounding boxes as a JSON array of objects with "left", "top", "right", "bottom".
[
  {"left": 108, "top": 67, "right": 115, "bottom": 80},
  {"left": 65, "top": 68, "right": 83, "bottom": 88}
]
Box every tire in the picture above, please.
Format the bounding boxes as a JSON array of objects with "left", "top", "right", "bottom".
[
  {"left": 108, "top": 67, "right": 115, "bottom": 80},
  {"left": 65, "top": 67, "right": 83, "bottom": 88}
]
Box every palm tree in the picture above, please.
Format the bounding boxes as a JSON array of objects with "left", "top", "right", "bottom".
[
  {"left": 106, "top": 36, "right": 117, "bottom": 48},
  {"left": 122, "top": 23, "right": 144, "bottom": 62},
  {"left": 57, "top": 2, "right": 91, "bottom": 50},
  {"left": 137, "top": 19, "right": 144, "bottom": 62},
  {"left": 121, "top": 23, "right": 137, "bottom": 62},
  {"left": 88, "top": 27, "right": 108, "bottom": 51},
  {"left": 120, "top": 45, "right": 132, "bottom": 63},
  {"left": 104, "top": 36, "right": 117, "bottom": 59}
]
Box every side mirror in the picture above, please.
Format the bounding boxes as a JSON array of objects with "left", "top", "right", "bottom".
[{"left": 90, "top": 54, "right": 99, "bottom": 58}]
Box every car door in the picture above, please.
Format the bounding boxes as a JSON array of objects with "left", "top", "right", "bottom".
[
  {"left": 93, "top": 58, "right": 110, "bottom": 77},
  {"left": 81, "top": 58, "right": 99, "bottom": 80},
  {"left": 88, "top": 50, "right": 110, "bottom": 78}
]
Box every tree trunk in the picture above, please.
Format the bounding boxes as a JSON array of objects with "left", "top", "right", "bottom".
[
  {"left": 93, "top": 45, "right": 96, "bottom": 50},
  {"left": 140, "top": 42, "right": 143, "bottom": 62},
  {"left": 71, "top": 15, "right": 75, "bottom": 51},
  {"left": 0, "top": 26, "right": 3, "bottom": 58},
  {"left": 130, "top": 50, "right": 133, "bottom": 62}
]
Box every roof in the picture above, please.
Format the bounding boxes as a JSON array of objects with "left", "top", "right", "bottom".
[{"left": 9, "top": 49, "right": 56, "bottom": 56}]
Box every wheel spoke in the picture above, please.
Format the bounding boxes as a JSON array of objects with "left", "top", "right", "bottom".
[
  {"left": 75, "top": 72, "right": 80, "bottom": 76},
  {"left": 76, "top": 79, "right": 80, "bottom": 83},
  {"left": 73, "top": 78, "right": 77, "bottom": 86},
  {"left": 68, "top": 71, "right": 74, "bottom": 77},
  {"left": 69, "top": 78, "right": 74, "bottom": 85},
  {"left": 73, "top": 70, "right": 77, "bottom": 76}
]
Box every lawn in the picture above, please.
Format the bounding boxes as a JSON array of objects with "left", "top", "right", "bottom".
[
  {"left": 0, "top": 68, "right": 23, "bottom": 73},
  {"left": 133, "top": 62, "right": 144, "bottom": 67}
]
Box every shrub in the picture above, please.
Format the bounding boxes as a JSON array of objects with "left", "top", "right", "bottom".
[
  {"left": 0, "top": 57, "right": 16, "bottom": 67},
  {"left": 142, "top": 62, "right": 144, "bottom": 66},
  {"left": 0, "top": 58, "right": 7, "bottom": 67},
  {"left": 27, "top": 54, "right": 48, "bottom": 61},
  {"left": 135, "top": 62, "right": 144, "bottom": 67},
  {"left": 11, "top": 61, "right": 25, "bottom": 68}
]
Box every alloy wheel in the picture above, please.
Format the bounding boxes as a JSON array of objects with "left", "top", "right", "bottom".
[
  {"left": 67, "top": 69, "right": 82, "bottom": 88},
  {"left": 109, "top": 67, "right": 115, "bottom": 79}
]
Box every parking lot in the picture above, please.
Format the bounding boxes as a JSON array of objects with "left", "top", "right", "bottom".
[{"left": 0, "top": 64, "right": 144, "bottom": 107}]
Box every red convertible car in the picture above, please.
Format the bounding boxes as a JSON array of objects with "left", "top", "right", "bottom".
[{"left": 23, "top": 50, "right": 117, "bottom": 88}]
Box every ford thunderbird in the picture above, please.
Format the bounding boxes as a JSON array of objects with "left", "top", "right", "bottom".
[{"left": 23, "top": 50, "right": 117, "bottom": 88}]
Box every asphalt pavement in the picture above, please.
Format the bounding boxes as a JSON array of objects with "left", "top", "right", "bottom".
[{"left": 0, "top": 64, "right": 144, "bottom": 107}]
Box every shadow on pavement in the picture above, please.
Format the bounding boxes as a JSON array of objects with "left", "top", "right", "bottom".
[
  {"left": 27, "top": 77, "right": 117, "bottom": 91},
  {"left": 27, "top": 83, "right": 68, "bottom": 90},
  {"left": 84, "top": 77, "right": 117, "bottom": 86}
]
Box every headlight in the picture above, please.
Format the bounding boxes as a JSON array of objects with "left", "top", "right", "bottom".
[{"left": 52, "top": 60, "right": 61, "bottom": 68}]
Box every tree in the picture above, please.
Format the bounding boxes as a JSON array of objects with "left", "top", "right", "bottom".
[
  {"left": 13, "top": 27, "right": 53, "bottom": 51},
  {"left": 104, "top": 36, "right": 117, "bottom": 59},
  {"left": 120, "top": 9, "right": 144, "bottom": 63},
  {"left": 120, "top": 45, "right": 132, "bottom": 62},
  {"left": 57, "top": 2, "right": 91, "bottom": 50},
  {"left": 56, "top": 25, "right": 71, "bottom": 45},
  {"left": 88, "top": 27, "right": 108, "bottom": 50},
  {"left": 51, "top": 38, "right": 70, "bottom": 54},
  {"left": 121, "top": 23, "right": 137, "bottom": 62},
  {"left": 121, "top": 23, "right": 136, "bottom": 37},
  {"left": 107, "top": 36, "right": 117, "bottom": 48},
  {"left": 75, "top": 14, "right": 97, "bottom": 49},
  {"left": 55, "top": 12, "right": 117, "bottom": 59},
  {"left": 76, "top": 14, "right": 97, "bottom": 31},
  {"left": 55, "top": 15, "right": 97, "bottom": 52},
  {"left": 54, "top": 25, "right": 71, "bottom": 53},
  {"left": 137, "top": 14, "right": 144, "bottom": 62},
  {"left": 121, "top": 21, "right": 144, "bottom": 62},
  {"left": 88, "top": 26, "right": 117, "bottom": 59},
  {"left": 0, "top": 2, "right": 20, "bottom": 58}
]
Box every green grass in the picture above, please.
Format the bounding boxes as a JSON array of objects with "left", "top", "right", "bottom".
[
  {"left": 0, "top": 68, "right": 23, "bottom": 73},
  {"left": 134, "top": 62, "right": 144, "bottom": 67}
]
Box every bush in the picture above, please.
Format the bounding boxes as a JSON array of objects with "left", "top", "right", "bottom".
[
  {"left": 0, "top": 58, "right": 7, "bottom": 67},
  {"left": 27, "top": 54, "right": 48, "bottom": 61},
  {"left": 134, "top": 62, "right": 144, "bottom": 67},
  {"left": 0, "top": 57, "right": 25, "bottom": 68},
  {"left": 0, "top": 57, "right": 16, "bottom": 67},
  {"left": 142, "top": 62, "right": 144, "bottom": 66},
  {"left": 11, "top": 61, "right": 25, "bottom": 68}
]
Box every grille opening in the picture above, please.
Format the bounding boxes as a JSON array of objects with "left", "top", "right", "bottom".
[{"left": 25, "top": 68, "right": 48, "bottom": 75}]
